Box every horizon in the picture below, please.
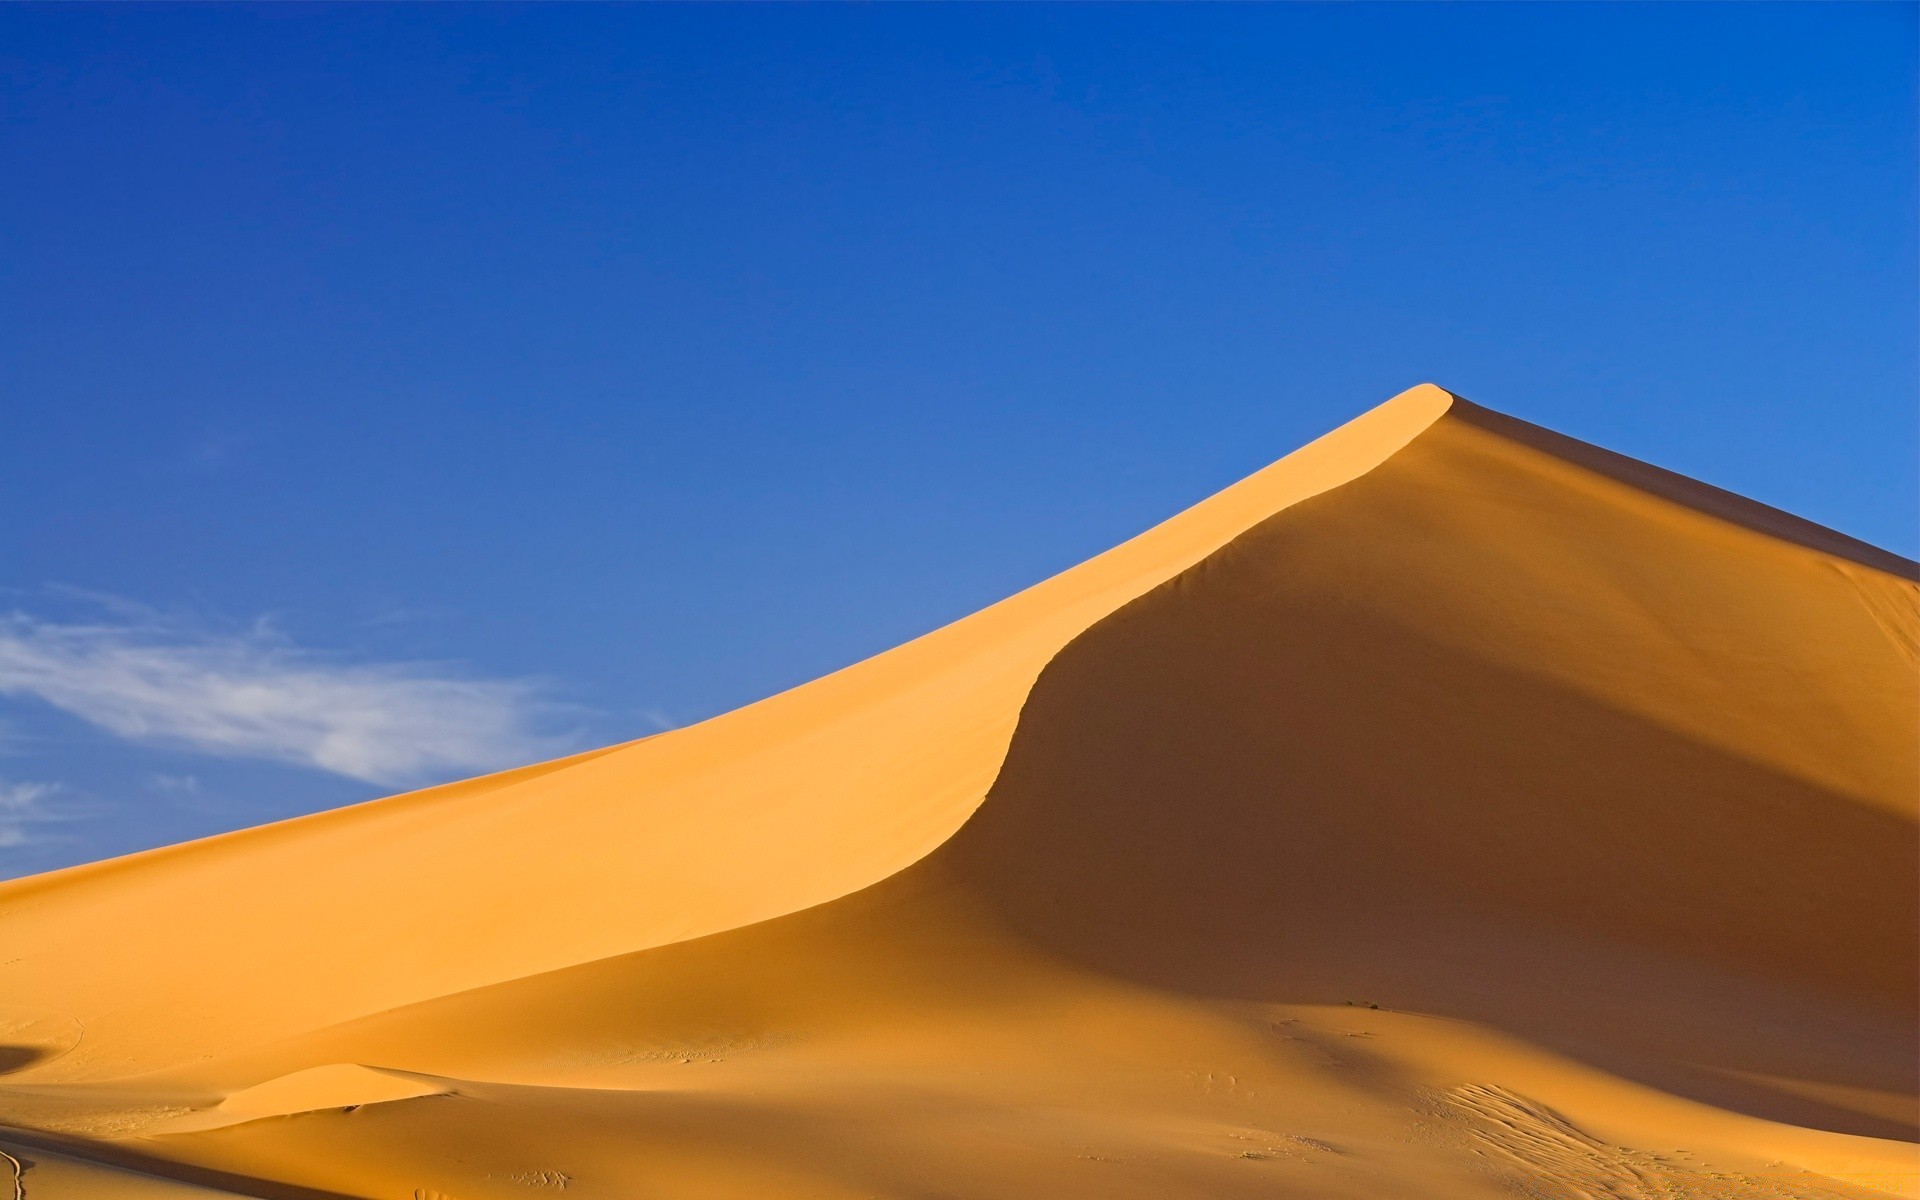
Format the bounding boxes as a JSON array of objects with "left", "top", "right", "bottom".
[{"left": 3, "top": 3, "right": 1915, "bottom": 878}]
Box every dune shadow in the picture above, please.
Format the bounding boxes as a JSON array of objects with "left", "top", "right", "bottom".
[
  {"left": 0, "top": 1124, "right": 364, "bottom": 1200},
  {"left": 0, "top": 1046, "right": 45, "bottom": 1076},
  {"left": 931, "top": 463, "right": 1917, "bottom": 1143}
]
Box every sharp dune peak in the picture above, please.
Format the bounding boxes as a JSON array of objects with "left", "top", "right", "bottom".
[{"left": 2, "top": 384, "right": 1913, "bottom": 1199}]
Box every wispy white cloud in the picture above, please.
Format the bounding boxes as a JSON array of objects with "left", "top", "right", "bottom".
[
  {"left": 635, "top": 707, "right": 679, "bottom": 733},
  {"left": 0, "top": 609, "right": 579, "bottom": 788},
  {"left": 148, "top": 772, "right": 203, "bottom": 797},
  {"left": 0, "top": 779, "right": 61, "bottom": 849}
]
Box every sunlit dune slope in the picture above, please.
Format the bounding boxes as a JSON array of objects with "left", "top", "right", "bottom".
[
  {"left": 1, "top": 385, "right": 1914, "bottom": 1200},
  {"left": 0, "top": 385, "right": 1456, "bottom": 1081}
]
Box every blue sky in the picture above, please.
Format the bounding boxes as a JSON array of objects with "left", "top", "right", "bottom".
[{"left": 2, "top": 3, "right": 1914, "bottom": 877}]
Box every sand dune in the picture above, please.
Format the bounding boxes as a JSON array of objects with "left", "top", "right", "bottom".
[{"left": 1, "top": 384, "right": 1913, "bottom": 1199}]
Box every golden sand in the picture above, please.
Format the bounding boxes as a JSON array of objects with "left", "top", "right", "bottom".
[{"left": 1, "top": 385, "right": 1913, "bottom": 1198}]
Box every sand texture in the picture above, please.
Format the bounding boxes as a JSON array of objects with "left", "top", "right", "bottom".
[{"left": 1, "top": 385, "right": 1914, "bottom": 1198}]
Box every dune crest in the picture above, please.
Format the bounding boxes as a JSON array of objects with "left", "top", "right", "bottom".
[{"left": 2, "top": 385, "right": 1913, "bottom": 1199}]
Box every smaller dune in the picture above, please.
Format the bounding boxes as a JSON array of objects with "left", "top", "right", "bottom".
[{"left": 153, "top": 1064, "right": 448, "bottom": 1135}]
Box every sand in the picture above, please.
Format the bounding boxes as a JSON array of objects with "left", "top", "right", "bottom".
[{"left": 0, "top": 384, "right": 1912, "bottom": 1198}]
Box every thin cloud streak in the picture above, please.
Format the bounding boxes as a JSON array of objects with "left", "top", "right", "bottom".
[
  {"left": 0, "top": 611, "right": 579, "bottom": 787},
  {"left": 0, "top": 779, "right": 60, "bottom": 849}
]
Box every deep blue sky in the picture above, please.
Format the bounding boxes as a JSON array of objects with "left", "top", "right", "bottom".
[{"left": 2, "top": 3, "right": 1914, "bottom": 877}]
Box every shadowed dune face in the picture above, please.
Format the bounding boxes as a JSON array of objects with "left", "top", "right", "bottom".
[
  {"left": 0, "top": 1046, "right": 46, "bottom": 1076},
  {"left": 929, "top": 408, "right": 1918, "bottom": 1136},
  {"left": 946, "top": 411, "right": 1917, "bottom": 1008},
  {"left": 953, "top": 590, "right": 1917, "bottom": 1008},
  {"left": 1, "top": 389, "right": 1915, "bottom": 1198}
]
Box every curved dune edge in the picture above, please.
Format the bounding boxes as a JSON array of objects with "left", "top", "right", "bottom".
[
  {"left": 0, "top": 384, "right": 1458, "bottom": 1081},
  {"left": 0, "top": 384, "right": 1914, "bottom": 1199},
  {"left": 137, "top": 1065, "right": 452, "bottom": 1136}
]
